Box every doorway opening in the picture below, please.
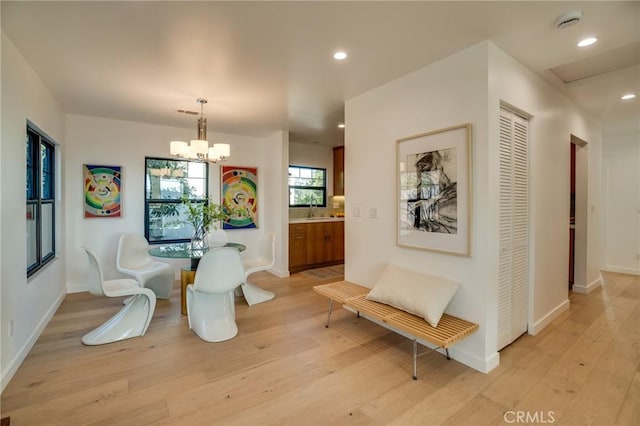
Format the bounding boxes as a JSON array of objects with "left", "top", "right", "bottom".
[{"left": 570, "top": 135, "right": 588, "bottom": 292}]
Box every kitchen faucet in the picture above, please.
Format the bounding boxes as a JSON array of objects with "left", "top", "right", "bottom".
[{"left": 309, "top": 201, "right": 317, "bottom": 218}]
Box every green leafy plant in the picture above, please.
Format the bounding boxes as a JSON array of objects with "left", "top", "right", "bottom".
[{"left": 181, "top": 196, "right": 228, "bottom": 237}]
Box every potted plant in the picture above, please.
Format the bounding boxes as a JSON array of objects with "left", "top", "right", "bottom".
[{"left": 181, "top": 196, "right": 228, "bottom": 251}]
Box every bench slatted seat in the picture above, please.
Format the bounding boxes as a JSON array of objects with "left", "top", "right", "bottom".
[{"left": 313, "top": 280, "right": 479, "bottom": 379}]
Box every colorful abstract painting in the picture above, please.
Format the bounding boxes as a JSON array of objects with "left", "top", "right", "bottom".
[
  {"left": 221, "top": 166, "right": 258, "bottom": 229},
  {"left": 83, "top": 164, "right": 122, "bottom": 218}
]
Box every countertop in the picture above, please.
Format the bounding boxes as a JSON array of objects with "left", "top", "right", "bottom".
[{"left": 289, "top": 217, "right": 345, "bottom": 224}]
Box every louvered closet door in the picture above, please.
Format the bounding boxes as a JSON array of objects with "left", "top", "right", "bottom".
[{"left": 497, "top": 107, "right": 529, "bottom": 351}]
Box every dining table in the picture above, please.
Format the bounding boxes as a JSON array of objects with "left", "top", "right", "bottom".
[{"left": 149, "top": 242, "right": 246, "bottom": 315}]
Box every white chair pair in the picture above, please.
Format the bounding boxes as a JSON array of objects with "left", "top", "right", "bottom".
[
  {"left": 209, "top": 229, "right": 276, "bottom": 306},
  {"left": 187, "top": 246, "right": 245, "bottom": 342},
  {"left": 240, "top": 232, "right": 276, "bottom": 306},
  {"left": 206, "top": 229, "right": 229, "bottom": 248},
  {"left": 186, "top": 232, "right": 276, "bottom": 342},
  {"left": 81, "top": 247, "right": 156, "bottom": 345},
  {"left": 116, "top": 233, "right": 174, "bottom": 299}
]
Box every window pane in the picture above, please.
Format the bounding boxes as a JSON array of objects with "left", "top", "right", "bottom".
[
  {"left": 187, "top": 162, "right": 206, "bottom": 179},
  {"left": 300, "top": 168, "right": 311, "bottom": 179},
  {"left": 288, "top": 166, "right": 326, "bottom": 206},
  {"left": 41, "top": 202, "right": 54, "bottom": 258},
  {"left": 41, "top": 142, "right": 54, "bottom": 199},
  {"left": 26, "top": 204, "right": 38, "bottom": 269},
  {"left": 288, "top": 166, "right": 325, "bottom": 188},
  {"left": 148, "top": 202, "right": 197, "bottom": 243},
  {"left": 26, "top": 133, "right": 36, "bottom": 200},
  {"left": 146, "top": 159, "right": 206, "bottom": 200},
  {"left": 290, "top": 188, "right": 324, "bottom": 206},
  {"left": 184, "top": 177, "right": 206, "bottom": 199},
  {"left": 26, "top": 125, "right": 57, "bottom": 276},
  {"left": 145, "top": 157, "right": 209, "bottom": 243}
]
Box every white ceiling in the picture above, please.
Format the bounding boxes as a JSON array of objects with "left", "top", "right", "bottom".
[{"left": 2, "top": 1, "right": 638, "bottom": 146}]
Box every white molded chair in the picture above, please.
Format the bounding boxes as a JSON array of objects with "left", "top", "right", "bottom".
[
  {"left": 82, "top": 247, "right": 156, "bottom": 345},
  {"left": 186, "top": 247, "right": 245, "bottom": 342},
  {"left": 241, "top": 232, "right": 276, "bottom": 306},
  {"left": 206, "top": 229, "right": 228, "bottom": 248},
  {"left": 116, "top": 233, "right": 174, "bottom": 299}
]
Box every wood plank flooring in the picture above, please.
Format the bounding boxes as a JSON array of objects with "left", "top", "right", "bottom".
[{"left": 1, "top": 271, "right": 638, "bottom": 425}]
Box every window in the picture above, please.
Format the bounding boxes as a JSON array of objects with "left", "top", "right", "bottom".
[
  {"left": 144, "top": 157, "right": 209, "bottom": 244},
  {"left": 288, "top": 165, "right": 326, "bottom": 207},
  {"left": 26, "top": 124, "right": 56, "bottom": 277}
]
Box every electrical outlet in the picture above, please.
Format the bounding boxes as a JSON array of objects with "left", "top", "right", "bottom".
[
  {"left": 636, "top": 253, "right": 640, "bottom": 261},
  {"left": 354, "top": 207, "right": 360, "bottom": 217},
  {"left": 8, "top": 320, "right": 14, "bottom": 337},
  {"left": 369, "top": 208, "right": 378, "bottom": 218}
]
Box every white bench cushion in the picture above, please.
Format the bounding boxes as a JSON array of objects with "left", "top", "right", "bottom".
[{"left": 366, "top": 263, "right": 459, "bottom": 327}]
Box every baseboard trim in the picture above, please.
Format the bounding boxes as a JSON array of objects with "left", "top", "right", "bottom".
[
  {"left": 528, "top": 299, "right": 570, "bottom": 335},
  {"left": 66, "top": 281, "right": 87, "bottom": 294},
  {"left": 602, "top": 266, "right": 640, "bottom": 276},
  {"left": 572, "top": 277, "right": 602, "bottom": 294},
  {"left": 1, "top": 290, "right": 66, "bottom": 392},
  {"left": 269, "top": 268, "right": 290, "bottom": 278}
]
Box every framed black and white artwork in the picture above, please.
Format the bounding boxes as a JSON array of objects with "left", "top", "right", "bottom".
[{"left": 396, "top": 123, "right": 472, "bottom": 256}]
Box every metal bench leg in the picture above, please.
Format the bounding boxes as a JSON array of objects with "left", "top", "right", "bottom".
[
  {"left": 446, "top": 348, "right": 450, "bottom": 360},
  {"left": 325, "top": 299, "right": 334, "bottom": 328},
  {"left": 413, "top": 339, "right": 418, "bottom": 380}
]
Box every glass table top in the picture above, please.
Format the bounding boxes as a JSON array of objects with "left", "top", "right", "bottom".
[{"left": 149, "top": 242, "right": 246, "bottom": 259}]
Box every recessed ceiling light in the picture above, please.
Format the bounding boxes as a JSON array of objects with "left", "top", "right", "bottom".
[
  {"left": 333, "top": 51, "right": 348, "bottom": 60},
  {"left": 338, "top": 123, "right": 345, "bottom": 129},
  {"left": 621, "top": 93, "right": 636, "bottom": 100},
  {"left": 577, "top": 37, "right": 598, "bottom": 47}
]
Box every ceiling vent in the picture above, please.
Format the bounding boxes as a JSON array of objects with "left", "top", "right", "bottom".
[{"left": 555, "top": 11, "right": 583, "bottom": 29}]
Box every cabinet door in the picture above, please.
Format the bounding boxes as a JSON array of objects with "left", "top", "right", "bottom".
[
  {"left": 306, "top": 222, "right": 329, "bottom": 264},
  {"left": 289, "top": 224, "right": 307, "bottom": 268},
  {"left": 333, "top": 146, "right": 345, "bottom": 196},
  {"left": 331, "top": 222, "right": 344, "bottom": 261}
]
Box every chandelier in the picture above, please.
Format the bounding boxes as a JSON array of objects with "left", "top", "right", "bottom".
[{"left": 170, "top": 98, "right": 230, "bottom": 163}]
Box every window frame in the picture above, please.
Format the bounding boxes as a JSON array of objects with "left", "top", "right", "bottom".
[
  {"left": 288, "top": 165, "right": 327, "bottom": 207},
  {"left": 26, "top": 123, "right": 56, "bottom": 277},
  {"left": 144, "top": 157, "right": 210, "bottom": 245}
]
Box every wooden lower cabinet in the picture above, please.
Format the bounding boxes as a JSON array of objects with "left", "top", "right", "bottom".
[
  {"left": 289, "top": 221, "right": 344, "bottom": 272},
  {"left": 289, "top": 224, "right": 308, "bottom": 270}
]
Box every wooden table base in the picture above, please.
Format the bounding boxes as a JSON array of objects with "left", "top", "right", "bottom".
[{"left": 180, "top": 268, "right": 196, "bottom": 315}]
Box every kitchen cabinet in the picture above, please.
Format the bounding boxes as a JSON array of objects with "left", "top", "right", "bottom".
[
  {"left": 288, "top": 220, "right": 344, "bottom": 272},
  {"left": 333, "top": 146, "right": 344, "bottom": 196},
  {"left": 289, "top": 224, "right": 308, "bottom": 270}
]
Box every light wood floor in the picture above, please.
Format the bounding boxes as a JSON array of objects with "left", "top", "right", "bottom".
[{"left": 1, "top": 271, "right": 638, "bottom": 425}]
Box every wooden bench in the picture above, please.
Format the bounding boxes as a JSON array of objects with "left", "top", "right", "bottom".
[{"left": 313, "top": 280, "right": 479, "bottom": 379}]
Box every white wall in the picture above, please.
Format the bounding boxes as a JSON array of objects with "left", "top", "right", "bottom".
[
  {"left": 603, "top": 133, "right": 640, "bottom": 275},
  {"left": 262, "top": 130, "right": 290, "bottom": 276},
  {"left": 64, "top": 114, "right": 289, "bottom": 291},
  {"left": 345, "top": 41, "right": 603, "bottom": 373},
  {"left": 1, "top": 33, "right": 66, "bottom": 390},
  {"left": 488, "top": 43, "right": 602, "bottom": 322},
  {"left": 345, "top": 43, "right": 493, "bottom": 372},
  {"left": 289, "top": 142, "right": 334, "bottom": 195}
]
